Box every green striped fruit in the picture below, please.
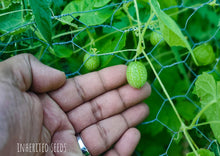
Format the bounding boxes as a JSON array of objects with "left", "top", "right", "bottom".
[
  {"left": 126, "top": 61, "right": 147, "bottom": 89},
  {"left": 193, "top": 44, "right": 215, "bottom": 66},
  {"left": 83, "top": 53, "right": 100, "bottom": 71}
]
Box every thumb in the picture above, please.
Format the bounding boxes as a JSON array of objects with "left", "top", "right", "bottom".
[{"left": 0, "top": 54, "right": 66, "bottom": 93}]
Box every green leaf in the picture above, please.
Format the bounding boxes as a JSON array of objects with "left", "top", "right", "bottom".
[
  {"left": 183, "top": 0, "right": 209, "bottom": 7},
  {"left": 194, "top": 73, "right": 220, "bottom": 144},
  {"left": 186, "top": 149, "right": 215, "bottom": 156},
  {"left": 61, "top": 0, "right": 113, "bottom": 26},
  {"left": 158, "top": 0, "right": 178, "bottom": 20},
  {"left": 80, "top": 8, "right": 113, "bottom": 26},
  {"left": 94, "top": 0, "right": 111, "bottom": 8},
  {"left": 158, "top": 101, "right": 181, "bottom": 132},
  {"left": 53, "top": 45, "right": 73, "bottom": 58},
  {"left": 29, "top": 0, "right": 52, "bottom": 45},
  {"left": 96, "top": 31, "right": 126, "bottom": 53},
  {"left": 97, "top": 31, "right": 126, "bottom": 68},
  {"left": 0, "top": 2, "right": 31, "bottom": 35},
  {"left": 150, "top": 0, "right": 199, "bottom": 64},
  {"left": 193, "top": 73, "right": 216, "bottom": 105},
  {"left": 1, "top": 0, "right": 20, "bottom": 8},
  {"left": 61, "top": 0, "right": 93, "bottom": 24},
  {"left": 52, "top": 0, "right": 63, "bottom": 8},
  {"left": 150, "top": 0, "right": 189, "bottom": 48},
  {"left": 176, "top": 99, "right": 198, "bottom": 121}
]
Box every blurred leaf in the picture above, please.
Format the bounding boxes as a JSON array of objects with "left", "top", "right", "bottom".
[
  {"left": 97, "top": 31, "right": 126, "bottom": 68},
  {"left": 96, "top": 30, "right": 126, "bottom": 53},
  {"left": 0, "top": 2, "right": 31, "bottom": 35},
  {"left": 1, "top": 0, "right": 20, "bottom": 8},
  {"left": 186, "top": 148, "right": 215, "bottom": 156},
  {"left": 100, "top": 55, "right": 124, "bottom": 68},
  {"left": 113, "top": 16, "right": 130, "bottom": 29},
  {"left": 61, "top": 0, "right": 94, "bottom": 24},
  {"left": 52, "top": 0, "right": 63, "bottom": 8},
  {"left": 154, "top": 66, "right": 189, "bottom": 97},
  {"left": 176, "top": 99, "right": 198, "bottom": 121},
  {"left": 53, "top": 45, "right": 73, "bottom": 58},
  {"left": 158, "top": 0, "right": 178, "bottom": 20},
  {"left": 29, "top": 0, "right": 52, "bottom": 45},
  {"left": 61, "top": 0, "right": 113, "bottom": 26},
  {"left": 158, "top": 102, "right": 181, "bottom": 132},
  {"left": 94, "top": 0, "right": 111, "bottom": 8},
  {"left": 188, "top": 5, "right": 220, "bottom": 41},
  {"left": 80, "top": 8, "right": 113, "bottom": 26},
  {"left": 183, "top": 0, "right": 209, "bottom": 7}
]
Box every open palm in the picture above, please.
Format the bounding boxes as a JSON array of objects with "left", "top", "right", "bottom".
[{"left": 0, "top": 54, "right": 150, "bottom": 156}]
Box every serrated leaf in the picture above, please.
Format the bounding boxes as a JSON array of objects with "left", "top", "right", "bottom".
[
  {"left": 193, "top": 73, "right": 216, "bottom": 105},
  {"left": 194, "top": 73, "right": 220, "bottom": 144},
  {"left": 186, "top": 149, "right": 215, "bottom": 156},
  {"left": 29, "top": 0, "right": 52, "bottom": 45},
  {"left": 150, "top": 0, "right": 191, "bottom": 49}
]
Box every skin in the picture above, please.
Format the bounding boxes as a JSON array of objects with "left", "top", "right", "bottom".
[{"left": 0, "top": 54, "right": 151, "bottom": 156}]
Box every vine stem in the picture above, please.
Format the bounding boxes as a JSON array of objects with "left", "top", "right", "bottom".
[
  {"left": 142, "top": 51, "right": 183, "bottom": 123},
  {"left": 1, "top": 0, "right": 5, "bottom": 9},
  {"left": 142, "top": 50, "right": 199, "bottom": 156},
  {"left": 183, "top": 129, "right": 199, "bottom": 154},
  {"left": 133, "top": 0, "right": 142, "bottom": 55},
  {"left": 133, "top": 0, "right": 199, "bottom": 155},
  {"left": 133, "top": 0, "right": 183, "bottom": 125},
  {"left": 190, "top": 101, "right": 216, "bottom": 128}
]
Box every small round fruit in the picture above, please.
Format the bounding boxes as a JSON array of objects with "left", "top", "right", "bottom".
[
  {"left": 83, "top": 53, "right": 100, "bottom": 71},
  {"left": 126, "top": 61, "right": 148, "bottom": 89},
  {"left": 193, "top": 44, "right": 215, "bottom": 66},
  {"left": 150, "top": 31, "right": 164, "bottom": 46}
]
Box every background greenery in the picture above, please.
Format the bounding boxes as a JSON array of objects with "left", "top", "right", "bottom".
[{"left": 0, "top": 0, "right": 220, "bottom": 155}]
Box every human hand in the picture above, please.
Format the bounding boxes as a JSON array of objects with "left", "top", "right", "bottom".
[{"left": 0, "top": 54, "right": 151, "bottom": 156}]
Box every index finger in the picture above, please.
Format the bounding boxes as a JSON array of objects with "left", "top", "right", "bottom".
[{"left": 49, "top": 65, "right": 127, "bottom": 112}]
